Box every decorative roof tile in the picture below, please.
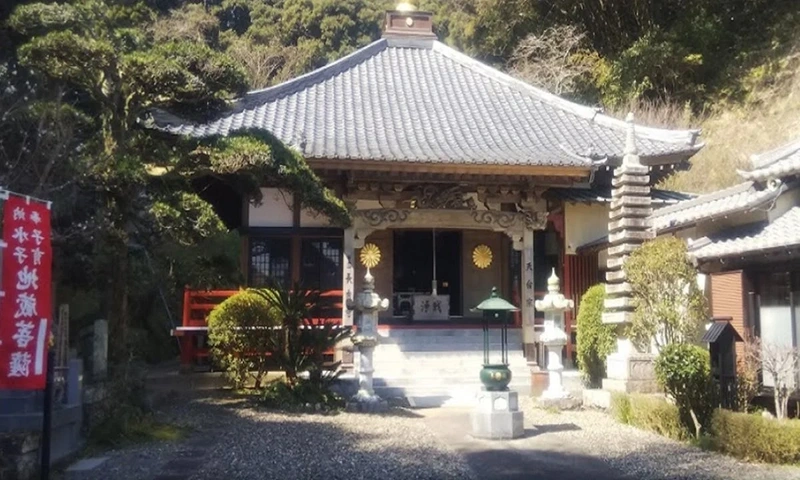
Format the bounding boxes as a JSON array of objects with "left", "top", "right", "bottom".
[
  {"left": 649, "top": 181, "right": 784, "bottom": 232},
  {"left": 149, "top": 38, "right": 702, "bottom": 167},
  {"left": 689, "top": 206, "right": 800, "bottom": 260},
  {"left": 739, "top": 138, "right": 800, "bottom": 182},
  {"left": 547, "top": 187, "right": 692, "bottom": 205}
]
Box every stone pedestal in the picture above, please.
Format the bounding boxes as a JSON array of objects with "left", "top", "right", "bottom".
[
  {"left": 602, "top": 351, "right": 657, "bottom": 393},
  {"left": 471, "top": 390, "right": 524, "bottom": 440}
]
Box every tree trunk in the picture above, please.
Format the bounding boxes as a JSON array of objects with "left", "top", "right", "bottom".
[{"left": 108, "top": 240, "right": 130, "bottom": 362}]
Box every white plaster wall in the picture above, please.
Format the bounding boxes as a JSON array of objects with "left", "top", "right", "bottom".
[
  {"left": 299, "top": 208, "right": 331, "bottom": 227},
  {"left": 564, "top": 203, "right": 609, "bottom": 254},
  {"left": 768, "top": 185, "right": 800, "bottom": 222},
  {"left": 248, "top": 188, "right": 294, "bottom": 227}
]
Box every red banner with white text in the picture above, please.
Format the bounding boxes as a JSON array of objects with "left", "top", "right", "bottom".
[{"left": 0, "top": 195, "right": 52, "bottom": 390}]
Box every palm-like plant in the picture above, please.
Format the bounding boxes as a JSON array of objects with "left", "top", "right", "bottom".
[{"left": 254, "top": 281, "right": 350, "bottom": 387}]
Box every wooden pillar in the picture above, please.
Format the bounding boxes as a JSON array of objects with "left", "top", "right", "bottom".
[
  {"left": 522, "top": 227, "right": 535, "bottom": 350},
  {"left": 343, "top": 227, "right": 355, "bottom": 326}
]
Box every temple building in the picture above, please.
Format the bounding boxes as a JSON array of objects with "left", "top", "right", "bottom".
[{"left": 154, "top": 5, "right": 703, "bottom": 381}]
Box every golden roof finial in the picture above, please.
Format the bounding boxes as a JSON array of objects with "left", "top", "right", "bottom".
[{"left": 396, "top": 2, "right": 417, "bottom": 12}]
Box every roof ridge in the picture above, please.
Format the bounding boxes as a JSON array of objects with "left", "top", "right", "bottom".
[
  {"left": 650, "top": 181, "right": 755, "bottom": 218},
  {"left": 429, "top": 41, "right": 703, "bottom": 149},
  {"left": 241, "top": 39, "right": 389, "bottom": 107},
  {"left": 749, "top": 136, "right": 800, "bottom": 169}
]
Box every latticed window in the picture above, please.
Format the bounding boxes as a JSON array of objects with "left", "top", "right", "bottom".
[
  {"left": 249, "top": 237, "right": 291, "bottom": 288},
  {"left": 301, "top": 238, "right": 343, "bottom": 291}
]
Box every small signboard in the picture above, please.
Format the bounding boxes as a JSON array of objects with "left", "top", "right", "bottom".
[{"left": 0, "top": 194, "right": 53, "bottom": 390}]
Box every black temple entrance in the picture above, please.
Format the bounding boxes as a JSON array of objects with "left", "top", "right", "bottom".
[{"left": 392, "top": 230, "right": 462, "bottom": 317}]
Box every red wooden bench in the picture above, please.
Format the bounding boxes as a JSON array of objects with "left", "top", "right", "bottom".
[{"left": 172, "top": 287, "right": 344, "bottom": 372}]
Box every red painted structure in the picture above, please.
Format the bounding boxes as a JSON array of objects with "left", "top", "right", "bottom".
[{"left": 173, "top": 287, "right": 344, "bottom": 371}]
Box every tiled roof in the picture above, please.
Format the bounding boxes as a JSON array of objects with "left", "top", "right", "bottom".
[
  {"left": 649, "top": 181, "right": 784, "bottom": 232},
  {"left": 689, "top": 206, "right": 800, "bottom": 260},
  {"left": 701, "top": 321, "right": 743, "bottom": 343},
  {"left": 149, "top": 38, "right": 702, "bottom": 167},
  {"left": 739, "top": 138, "right": 800, "bottom": 182},
  {"left": 547, "top": 187, "right": 692, "bottom": 205}
]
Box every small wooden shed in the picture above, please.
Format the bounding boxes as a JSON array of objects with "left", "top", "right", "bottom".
[{"left": 702, "top": 318, "right": 743, "bottom": 408}]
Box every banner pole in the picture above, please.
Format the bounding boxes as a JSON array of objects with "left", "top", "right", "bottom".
[{"left": 40, "top": 349, "right": 54, "bottom": 480}]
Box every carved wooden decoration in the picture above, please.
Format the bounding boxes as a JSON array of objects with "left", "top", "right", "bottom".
[
  {"left": 410, "top": 184, "right": 477, "bottom": 210},
  {"left": 472, "top": 244, "right": 493, "bottom": 269}
]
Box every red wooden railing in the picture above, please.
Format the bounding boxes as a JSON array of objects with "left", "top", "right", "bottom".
[{"left": 173, "top": 287, "right": 344, "bottom": 371}]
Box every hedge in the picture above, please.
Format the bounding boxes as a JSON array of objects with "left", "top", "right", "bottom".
[
  {"left": 611, "top": 393, "right": 800, "bottom": 465},
  {"left": 576, "top": 284, "right": 616, "bottom": 387},
  {"left": 711, "top": 409, "right": 800, "bottom": 464},
  {"left": 610, "top": 393, "right": 687, "bottom": 441}
]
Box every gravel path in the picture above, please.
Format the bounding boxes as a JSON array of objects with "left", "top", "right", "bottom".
[
  {"left": 421, "top": 396, "right": 800, "bottom": 480},
  {"left": 66, "top": 391, "right": 800, "bottom": 480},
  {"left": 70, "top": 391, "right": 475, "bottom": 480}
]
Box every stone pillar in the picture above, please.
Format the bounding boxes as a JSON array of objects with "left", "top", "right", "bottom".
[
  {"left": 602, "top": 113, "right": 657, "bottom": 394},
  {"left": 534, "top": 270, "right": 573, "bottom": 400},
  {"left": 346, "top": 269, "right": 390, "bottom": 412}
]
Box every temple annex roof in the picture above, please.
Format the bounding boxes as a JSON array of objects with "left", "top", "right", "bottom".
[
  {"left": 649, "top": 181, "right": 785, "bottom": 232},
  {"left": 149, "top": 36, "right": 702, "bottom": 169},
  {"left": 689, "top": 206, "right": 800, "bottom": 261}
]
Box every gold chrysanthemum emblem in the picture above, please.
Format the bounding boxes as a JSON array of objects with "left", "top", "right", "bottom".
[
  {"left": 360, "top": 243, "right": 381, "bottom": 268},
  {"left": 472, "top": 244, "right": 492, "bottom": 269}
]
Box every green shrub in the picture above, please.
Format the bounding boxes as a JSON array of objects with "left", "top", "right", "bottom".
[
  {"left": 207, "top": 289, "right": 280, "bottom": 389},
  {"left": 655, "top": 343, "right": 716, "bottom": 437},
  {"left": 625, "top": 237, "right": 708, "bottom": 350},
  {"left": 260, "top": 378, "right": 344, "bottom": 412},
  {"left": 612, "top": 393, "right": 686, "bottom": 441},
  {"left": 711, "top": 409, "right": 800, "bottom": 464},
  {"left": 576, "top": 284, "right": 616, "bottom": 387}
]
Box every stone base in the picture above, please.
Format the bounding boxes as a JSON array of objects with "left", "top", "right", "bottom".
[
  {"left": 603, "top": 352, "right": 658, "bottom": 394},
  {"left": 535, "top": 395, "right": 582, "bottom": 411},
  {"left": 601, "top": 378, "right": 659, "bottom": 394},
  {"left": 582, "top": 389, "right": 612, "bottom": 409},
  {"left": 471, "top": 391, "right": 525, "bottom": 440},
  {"left": 345, "top": 393, "right": 389, "bottom": 413}
]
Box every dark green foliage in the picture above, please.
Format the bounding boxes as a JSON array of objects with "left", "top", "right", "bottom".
[
  {"left": 260, "top": 378, "right": 344, "bottom": 412},
  {"left": 710, "top": 409, "right": 800, "bottom": 464},
  {"left": 254, "top": 284, "right": 352, "bottom": 386},
  {"left": 610, "top": 393, "right": 687, "bottom": 441},
  {"left": 655, "top": 343, "right": 717, "bottom": 437},
  {"left": 207, "top": 289, "right": 280, "bottom": 389},
  {"left": 575, "top": 284, "right": 615, "bottom": 387}
]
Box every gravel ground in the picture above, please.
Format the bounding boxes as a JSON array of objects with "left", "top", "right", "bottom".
[
  {"left": 67, "top": 391, "right": 476, "bottom": 480},
  {"left": 63, "top": 391, "right": 800, "bottom": 480},
  {"left": 512, "top": 396, "right": 800, "bottom": 480}
]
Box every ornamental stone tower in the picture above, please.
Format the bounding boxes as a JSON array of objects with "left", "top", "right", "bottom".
[{"left": 601, "top": 113, "right": 658, "bottom": 393}]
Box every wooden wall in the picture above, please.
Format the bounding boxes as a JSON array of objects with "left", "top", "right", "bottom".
[{"left": 461, "top": 231, "right": 504, "bottom": 318}]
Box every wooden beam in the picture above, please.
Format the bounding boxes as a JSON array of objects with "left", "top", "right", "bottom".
[{"left": 307, "top": 158, "right": 590, "bottom": 177}]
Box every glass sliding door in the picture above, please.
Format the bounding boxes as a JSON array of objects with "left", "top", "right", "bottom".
[{"left": 758, "top": 271, "right": 796, "bottom": 389}]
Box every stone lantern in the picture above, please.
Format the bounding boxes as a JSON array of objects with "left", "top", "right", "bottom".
[
  {"left": 346, "top": 269, "right": 390, "bottom": 412},
  {"left": 470, "top": 287, "right": 524, "bottom": 440},
  {"left": 534, "top": 269, "right": 573, "bottom": 400}
]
